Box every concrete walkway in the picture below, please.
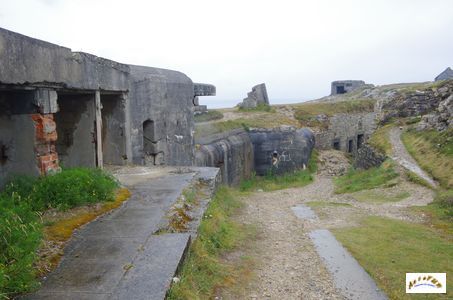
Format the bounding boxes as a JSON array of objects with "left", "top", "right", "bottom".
[
  {"left": 389, "top": 127, "right": 437, "bottom": 188},
  {"left": 25, "top": 166, "right": 219, "bottom": 300}
]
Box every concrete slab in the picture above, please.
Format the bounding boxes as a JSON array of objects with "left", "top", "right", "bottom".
[
  {"left": 309, "top": 229, "right": 387, "bottom": 300},
  {"left": 111, "top": 234, "right": 191, "bottom": 300}
]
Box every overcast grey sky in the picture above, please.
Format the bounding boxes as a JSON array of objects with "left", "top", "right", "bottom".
[{"left": 1, "top": 0, "right": 452, "bottom": 107}]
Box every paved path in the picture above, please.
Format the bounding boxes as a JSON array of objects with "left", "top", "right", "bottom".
[
  {"left": 389, "top": 127, "right": 437, "bottom": 188},
  {"left": 25, "top": 167, "right": 219, "bottom": 300}
]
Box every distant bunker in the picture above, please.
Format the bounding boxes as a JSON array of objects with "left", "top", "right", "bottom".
[{"left": 331, "top": 80, "right": 366, "bottom": 95}]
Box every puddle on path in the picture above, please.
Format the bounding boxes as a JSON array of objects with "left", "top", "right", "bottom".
[
  {"left": 291, "top": 205, "right": 317, "bottom": 220},
  {"left": 309, "top": 229, "right": 388, "bottom": 300}
]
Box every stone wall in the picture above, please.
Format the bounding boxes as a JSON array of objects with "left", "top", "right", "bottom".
[
  {"left": 353, "top": 144, "right": 386, "bottom": 169},
  {"left": 314, "top": 112, "right": 377, "bottom": 154},
  {"left": 238, "top": 83, "right": 269, "bottom": 109},
  {"left": 376, "top": 80, "right": 453, "bottom": 124}
]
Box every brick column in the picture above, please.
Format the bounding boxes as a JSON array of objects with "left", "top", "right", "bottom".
[{"left": 31, "top": 89, "right": 60, "bottom": 175}]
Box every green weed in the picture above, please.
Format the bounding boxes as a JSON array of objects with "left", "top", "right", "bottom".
[{"left": 334, "top": 160, "right": 399, "bottom": 194}]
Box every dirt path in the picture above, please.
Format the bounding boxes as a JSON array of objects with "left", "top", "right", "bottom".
[
  {"left": 389, "top": 127, "right": 437, "bottom": 188},
  {"left": 220, "top": 153, "right": 434, "bottom": 299}
]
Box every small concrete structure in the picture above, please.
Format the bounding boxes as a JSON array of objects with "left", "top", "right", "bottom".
[
  {"left": 331, "top": 80, "right": 366, "bottom": 95},
  {"left": 435, "top": 67, "right": 453, "bottom": 81},
  {"left": 238, "top": 83, "right": 269, "bottom": 108},
  {"left": 0, "top": 27, "right": 215, "bottom": 186}
]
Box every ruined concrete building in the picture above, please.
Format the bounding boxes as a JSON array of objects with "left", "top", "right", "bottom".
[
  {"left": 331, "top": 80, "right": 367, "bottom": 95},
  {"left": 238, "top": 83, "right": 269, "bottom": 108},
  {"left": 435, "top": 67, "right": 453, "bottom": 81},
  {"left": 0, "top": 27, "right": 215, "bottom": 186}
]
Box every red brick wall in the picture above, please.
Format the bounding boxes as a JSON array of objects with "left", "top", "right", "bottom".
[{"left": 31, "top": 114, "right": 60, "bottom": 175}]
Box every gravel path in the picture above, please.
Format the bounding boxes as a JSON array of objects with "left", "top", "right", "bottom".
[
  {"left": 220, "top": 150, "right": 434, "bottom": 299},
  {"left": 389, "top": 127, "right": 437, "bottom": 188}
]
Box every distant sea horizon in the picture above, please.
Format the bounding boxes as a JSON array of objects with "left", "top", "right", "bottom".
[{"left": 198, "top": 97, "right": 312, "bottom": 109}]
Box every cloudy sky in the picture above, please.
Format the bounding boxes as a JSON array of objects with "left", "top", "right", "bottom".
[{"left": 1, "top": 0, "right": 452, "bottom": 107}]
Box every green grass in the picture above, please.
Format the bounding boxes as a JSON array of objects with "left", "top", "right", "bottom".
[
  {"left": 239, "top": 151, "right": 317, "bottom": 192},
  {"left": 368, "top": 124, "right": 393, "bottom": 155},
  {"left": 334, "top": 160, "right": 399, "bottom": 194},
  {"left": 402, "top": 128, "right": 453, "bottom": 189},
  {"left": 167, "top": 187, "right": 254, "bottom": 299},
  {"left": 238, "top": 103, "right": 275, "bottom": 113},
  {"left": 293, "top": 99, "right": 375, "bottom": 128},
  {"left": 352, "top": 190, "right": 410, "bottom": 203},
  {"left": 194, "top": 110, "right": 224, "bottom": 123},
  {"left": 0, "top": 168, "right": 119, "bottom": 298},
  {"left": 333, "top": 216, "right": 452, "bottom": 300},
  {"left": 405, "top": 170, "right": 433, "bottom": 189}
]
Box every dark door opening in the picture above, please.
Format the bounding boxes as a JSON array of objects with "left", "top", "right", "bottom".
[
  {"left": 348, "top": 139, "right": 353, "bottom": 153},
  {"left": 333, "top": 140, "right": 340, "bottom": 150},
  {"left": 357, "top": 134, "right": 364, "bottom": 149},
  {"left": 336, "top": 86, "right": 346, "bottom": 94}
]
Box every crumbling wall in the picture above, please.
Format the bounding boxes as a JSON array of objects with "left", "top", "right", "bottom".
[
  {"left": 353, "top": 144, "right": 386, "bottom": 169},
  {"left": 194, "top": 129, "right": 254, "bottom": 185},
  {"left": 314, "top": 112, "right": 377, "bottom": 154},
  {"left": 238, "top": 83, "right": 269, "bottom": 108}
]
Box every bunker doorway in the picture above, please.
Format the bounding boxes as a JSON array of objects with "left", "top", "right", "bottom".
[
  {"left": 348, "top": 139, "right": 354, "bottom": 153},
  {"left": 357, "top": 134, "right": 364, "bottom": 149},
  {"left": 55, "top": 91, "right": 97, "bottom": 168},
  {"left": 101, "top": 93, "right": 128, "bottom": 166},
  {"left": 336, "top": 86, "right": 345, "bottom": 94}
]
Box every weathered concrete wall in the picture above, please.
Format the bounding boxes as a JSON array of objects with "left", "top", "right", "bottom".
[
  {"left": 353, "top": 144, "right": 386, "bottom": 169},
  {"left": 195, "top": 127, "right": 315, "bottom": 184},
  {"left": 0, "top": 28, "right": 129, "bottom": 91},
  {"left": 314, "top": 112, "right": 377, "bottom": 154},
  {"left": 238, "top": 83, "right": 269, "bottom": 108},
  {"left": 194, "top": 129, "right": 254, "bottom": 185},
  {"left": 101, "top": 94, "right": 128, "bottom": 165},
  {"left": 129, "top": 65, "right": 195, "bottom": 166},
  {"left": 0, "top": 27, "right": 215, "bottom": 185},
  {"left": 0, "top": 113, "right": 38, "bottom": 186},
  {"left": 249, "top": 127, "right": 315, "bottom": 175}
]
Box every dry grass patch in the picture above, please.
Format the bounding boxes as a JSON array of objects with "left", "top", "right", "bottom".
[{"left": 368, "top": 124, "right": 394, "bottom": 155}]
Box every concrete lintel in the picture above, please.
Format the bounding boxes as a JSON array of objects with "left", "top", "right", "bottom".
[
  {"left": 194, "top": 83, "right": 216, "bottom": 97},
  {"left": 33, "top": 88, "right": 59, "bottom": 114}
]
